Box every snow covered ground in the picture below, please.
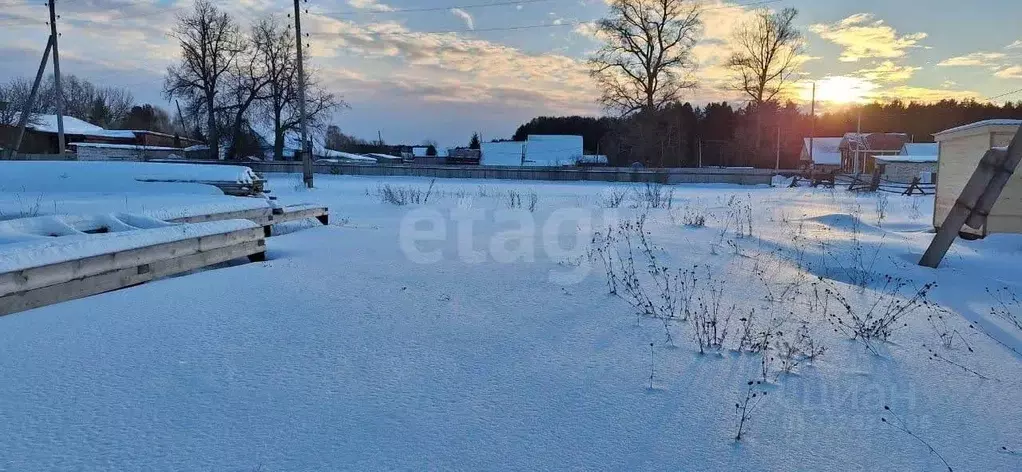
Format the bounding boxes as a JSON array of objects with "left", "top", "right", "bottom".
[{"left": 0, "top": 174, "right": 1020, "bottom": 470}]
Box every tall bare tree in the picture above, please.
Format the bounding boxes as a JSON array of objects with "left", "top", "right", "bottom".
[
  {"left": 164, "top": 0, "right": 246, "bottom": 159},
  {"left": 588, "top": 0, "right": 702, "bottom": 115},
  {"left": 726, "top": 7, "right": 804, "bottom": 154},
  {"left": 220, "top": 19, "right": 277, "bottom": 160},
  {"left": 255, "top": 17, "right": 341, "bottom": 160},
  {"left": 726, "top": 8, "right": 803, "bottom": 104}
]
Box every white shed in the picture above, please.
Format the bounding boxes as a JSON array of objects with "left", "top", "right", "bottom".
[
  {"left": 524, "top": 135, "right": 583, "bottom": 166},
  {"left": 481, "top": 141, "right": 525, "bottom": 166},
  {"left": 933, "top": 119, "right": 1022, "bottom": 236}
]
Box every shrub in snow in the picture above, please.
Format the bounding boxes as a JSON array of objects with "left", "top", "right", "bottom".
[
  {"left": 693, "top": 278, "right": 732, "bottom": 355},
  {"left": 635, "top": 182, "right": 673, "bottom": 209},
  {"left": 987, "top": 286, "right": 1021, "bottom": 333},
  {"left": 588, "top": 214, "right": 699, "bottom": 345},
  {"left": 734, "top": 380, "right": 768, "bottom": 442},
  {"left": 875, "top": 193, "right": 889, "bottom": 227},
  {"left": 776, "top": 324, "right": 826, "bottom": 375},
  {"left": 926, "top": 309, "right": 972, "bottom": 351},
  {"left": 822, "top": 277, "right": 937, "bottom": 355},
  {"left": 600, "top": 189, "right": 628, "bottom": 208},
  {"left": 924, "top": 345, "right": 993, "bottom": 380},
  {"left": 376, "top": 180, "right": 436, "bottom": 206},
  {"left": 881, "top": 405, "right": 953, "bottom": 472},
  {"left": 681, "top": 205, "right": 706, "bottom": 228},
  {"left": 505, "top": 189, "right": 538, "bottom": 212}
]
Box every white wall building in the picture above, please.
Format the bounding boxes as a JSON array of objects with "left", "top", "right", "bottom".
[{"left": 480, "top": 135, "right": 584, "bottom": 167}]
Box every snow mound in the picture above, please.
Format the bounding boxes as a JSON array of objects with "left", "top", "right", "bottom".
[
  {"left": 0, "top": 161, "right": 258, "bottom": 194},
  {"left": 803, "top": 213, "right": 883, "bottom": 234}
]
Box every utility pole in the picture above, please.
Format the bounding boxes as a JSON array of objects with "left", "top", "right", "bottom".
[
  {"left": 775, "top": 125, "right": 781, "bottom": 171},
  {"left": 48, "top": 0, "right": 66, "bottom": 156},
  {"left": 809, "top": 83, "right": 816, "bottom": 167},
  {"left": 293, "top": 0, "right": 313, "bottom": 188},
  {"left": 175, "top": 100, "right": 189, "bottom": 136},
  {"left": 855, "top": 108, "right": 863, "bottom": 174},
  {"left": 10, "top": 36, "right": 53, "bottom": 159},
  {"left": 697, "top": 138, "right": 702, "bottom": 168}
]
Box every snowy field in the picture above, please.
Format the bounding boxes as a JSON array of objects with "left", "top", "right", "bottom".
[{"left": 1, "top": 173, "right": 1020, "bottom": 470}]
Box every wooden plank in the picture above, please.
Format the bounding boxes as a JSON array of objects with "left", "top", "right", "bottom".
[
  {"left": 0, "top": 226, "right": 264, "bottom": 297},
  {"left": 168, "top": 206, "right": 328, "bottom": 230},
  {"left": 273, "top": 207, "right": 328, "bottom": 224},
  {"left": 168, "top": 208, "right": 272, "bottom": 225},
  {"left": 0, "top": 239, "right": 264, "bottom": 317}
]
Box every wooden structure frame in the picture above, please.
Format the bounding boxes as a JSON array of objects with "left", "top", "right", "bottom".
[
  {"left": 168, "top": 204, "right": 329, "bottom": 237},
  {"left": 0, "top": 223, "right": 266, "bottom": 316}
]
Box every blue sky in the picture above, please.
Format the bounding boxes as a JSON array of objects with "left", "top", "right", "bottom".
[{"left": 2, "top": 0, "right": 1021, "bottom": 148}]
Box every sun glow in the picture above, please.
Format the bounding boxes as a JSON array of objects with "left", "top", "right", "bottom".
[{"left": 800, "top": 76, "right": 879, "bottom": 105}]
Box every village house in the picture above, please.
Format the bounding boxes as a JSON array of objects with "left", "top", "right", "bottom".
[
  {"left": 0, "top": 114, "right": 202, "bottom": 157},
  {"left": 799, "top": 137, "right": 843, "bottom": 172},
  {"left": 875, "top": 142, "right": 939, "bottom": 183}
]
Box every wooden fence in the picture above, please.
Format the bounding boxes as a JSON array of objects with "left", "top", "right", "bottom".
[{"left": 151, "top": 160, "right": 788, "bottom": 185}]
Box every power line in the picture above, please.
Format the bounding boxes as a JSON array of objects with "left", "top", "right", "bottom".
[
  {"left": 987, "top": 87, "right": 1022, "bottom": 102},
  {"left": 308, "top": 0, "right": 782, "bottom": 37},
  {"left": 318, "top": 0, "right": 555, "bottom": 16}
]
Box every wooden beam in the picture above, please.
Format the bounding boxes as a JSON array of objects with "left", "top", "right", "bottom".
[
  {"left": 966, "top": 129, "right": 1022, "bottom": 229},
  {"left": 0, "top": 239, "right": 264, "bottom": 317},
  {"left": 919, "top": 146, "right": 1011, "bottom": 268},
  {"left": 0, "top": 226, "right": 264, "bottom": 297}
]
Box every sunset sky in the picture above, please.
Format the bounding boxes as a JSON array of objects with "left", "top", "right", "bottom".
[{"left": 2, "top": 0, "right": 1021, "bottom": 147}]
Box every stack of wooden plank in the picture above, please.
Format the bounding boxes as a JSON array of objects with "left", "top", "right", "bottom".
[{"left": 0, "top": 220, "right": 266, "bottom": 317}]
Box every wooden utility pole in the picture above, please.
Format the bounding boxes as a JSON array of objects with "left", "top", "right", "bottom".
[
  {"left": 855, "top": 108, "right": 863, "bottom": 173},
  {"left": 293, "top": 0, "right": 313, "bottom": 188},
  {"left": 920, "top": 126, "right": 1022, "bottom": 268},
  {"left": 775, "top": 126, "right": 781, "bottom": 171},
  {"left": 48, "top": 0, "right": 66, "bottom": 155},
  {"left": 9, "top": 36, "right": 54, "bottom": 159},
  {"left": 697, "top": 138, "right": 702, "bottom": 168},
  {"left": 809, "top": 83, "right": 816, "bottom": 165},
  {"left": 175, "top": 100, "right": 189, "bottom": 137}
]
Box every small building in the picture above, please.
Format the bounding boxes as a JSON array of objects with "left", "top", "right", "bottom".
[
  {"left": 839, "top": 132, "right": 909, "bottom": 174},
  {"left": 875, "top": 155, "right": 937, "bottom": 183},
  {"left": 0, "top": 114, "right": 201, "bottom": 155},
  {"left": 799, "top": 137, "right": 843, "bottom": 172},
  {"left": 479, "top": 135, "right": 584, "bottom": 167},
  {"left": 447, "top": 147, "right": 481, "bottom": 164},
  {"left": 933, "top": 119, "right": 1022, "bottom": 236},
  {"left": 480, "top": 141, "right": 525, "bottom": 166}
]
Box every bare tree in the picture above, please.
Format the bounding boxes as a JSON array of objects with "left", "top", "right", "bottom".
[
  {"left": 35, "top": 75, "right": 134, "bottom": 127},
  {"left": 726, "top": 8, "right": 804, "bottom": 153},
  {"left": 220, "top": 19, "right": 278, "bottom": 160},
  {"left": 164, "top": 0, "right": 246, "bottom": 160},
  {"left": 0, "top": 78, "right": 37, "bottom": 127},
  {"left": 588, "top": 0, "right": 702, "bottom": 115},
  {"left": 726, "top": 8, "right": 803, "bottom": 104},
  {"left": 256, "top": 17, "right": 342, "bottom": 160}
]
